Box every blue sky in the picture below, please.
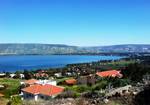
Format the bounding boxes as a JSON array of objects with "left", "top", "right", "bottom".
[{"left": 0, "top": 0, "right": 150, "bottom": 46}]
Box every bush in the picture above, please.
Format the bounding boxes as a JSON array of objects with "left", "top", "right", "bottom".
[
  {"left": 57, "top": 90, "right": 80, "bottom": 98},
  {"left": 82, "top": 91, "right": 105, "bottom": 98},
  {"left": 111, "top": 78, "right": 131, "bottom": 87},
  {"left": 92, "top": 80, "right": 108, "bottom": 90},
  {"left": 0, "top": 78, "right": 20, "bottom": 98},
  {"left": 74, "top": 85, "right": 92, "bottom": 93},
  {"left": 121, "top": 63, "right": 150, "bottom": 82},
  {"left": 7, "top": 96, "right": 22, "bottom": 105}
]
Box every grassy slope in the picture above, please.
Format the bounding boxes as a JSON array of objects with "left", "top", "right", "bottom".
[{"left": 0, "top": 78, "right": 20, "bottom": 98}]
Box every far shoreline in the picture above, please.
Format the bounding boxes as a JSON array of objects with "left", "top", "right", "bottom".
[
  {"left": 0, "top": 52, "right": 149, "bottom": 56},
  {"left": 0, "top": 55, "right": 125, "bottom": 73}
]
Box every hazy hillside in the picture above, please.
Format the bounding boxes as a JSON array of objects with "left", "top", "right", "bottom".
[
  {"left": 0, "top": 44, "right": 150, "bottom": 55},
  {"left": 0, "top": 44, "right": 91, "bottom": 55},
  {"left": 97, "top": 44, "right": 150, "bottom": 53}
]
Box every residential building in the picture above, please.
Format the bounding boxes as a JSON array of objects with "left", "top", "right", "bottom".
[
  {"left": 20, "top": 74, "right": 25, "bottom": 79},
  {"left": 65, "top": 79, "right": 77, "bottom": 85},
  {"left": 36, "top": 80, "right": 57, "bottom": 86},
  {"left": 24, "top": 79, "right": 39, "bottom": 86},
  {"left": 22, "top": 79, "right": 57, "bottom": 86},
  {"left": 10, "top": 73, "right": 16, "bottom": 78},
  {"left": 34, "top": 72, "right": 49, "bottom": 78},
  {"left": 21, "top": 84, "right": 64, "bottom": 101},
  {"left": 96, "top": 70, "right": 123, "bottom": 78},
  {"left": 77, "top": 75, "right": 96, "bottom": 85},
  {"left": 54, "top": 73, "right": 62, "bottom": 78},
  {"left": 0, "top": 73, "right": 6, "bottom": 77}
]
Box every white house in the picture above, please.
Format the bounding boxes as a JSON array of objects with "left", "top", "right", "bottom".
[
  {"left": 20, "top": 74, "right": 25, "bottom": 79},
  {"left": 36, "top": 80, "right": 57, "bottom": 86},
  {"left": 21, "top": 79, "right": 62, "bottom": 101},
  {"left": 21, "top": 84, "right": 64, "bottom": 101},
  {"left": 21, "top": 79, "right": 57, "bottom": 86},
  {"left": 54, "top": 73, "right": 62, "bottom": 78},
  {"left": 10, "top": 73, "right": 16, "bottom": 78},
  {"left": 0, "top": 73, "right": 6, "bottom": 77}
]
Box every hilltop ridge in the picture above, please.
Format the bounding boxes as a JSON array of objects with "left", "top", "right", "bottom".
[{"left": 0, "top": 43, "right": 150, "bottom": 55}]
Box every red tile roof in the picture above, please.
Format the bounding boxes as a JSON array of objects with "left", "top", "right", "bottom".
[
  {"left": 24, "top": 79, "right": 38, "bottom": 85},
  {"left": 96, "top": 70, "right": 122, "bottom": 78},
  {"left": 34, "top": 73, "right": 48, "bottom": 78},
  {"left": 65, "top": 79, "right": 77, "bottom": 85},
  {"left": 22, "top": 84, "right": 64, "bottom": 96},
  {"left": 37, "top": 70, "right": 47, "bottom": 73}
]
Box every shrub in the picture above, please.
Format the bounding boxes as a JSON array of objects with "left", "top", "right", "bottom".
[
  {"left": 7, "top": 96, "right": 22, "bottom": 105},
  {"left": 74, "top": 85, "right": 91, "bottom": 93},
  {"left": 93, "top": 80, "right": 108, "bottom": 90},
  {"left": 111, "top": 78, "right": 131, "bottom": 87},
  {"left": 57, "top": 90, "right": 80, "bottom": 98}
]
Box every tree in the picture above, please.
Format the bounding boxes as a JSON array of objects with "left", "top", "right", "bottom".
[
  {"left": 6, "top": 72, "right": 10, "bottom": 77},
  {"left": 134, "top": 85, "right": 150, "bottom": 105},
  {"left": 23, "top": 70, "right": 33, "bottom": 80},
  {"left": 14, "top": 71, "right": 21, "bottom": 79},
  {"left": 121, "top": 63, "right": 148, "bottom": 82}
]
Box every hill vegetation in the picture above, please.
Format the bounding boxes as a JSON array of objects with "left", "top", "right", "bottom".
[{"left": 0, "top": 44, "right": 150, "bottom": 55}]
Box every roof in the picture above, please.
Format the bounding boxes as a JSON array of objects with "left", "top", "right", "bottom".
[
  {"left": 22, "top": 84, "right": 64, "bottom": 96},
  {"left": 0, "top": 93, "right": 4, "bottom": 97},
  {"left": 96, "top": 70, "right": 122, "bottom": 78},
  {"left": 35, "top": 73, "right": 48, "bottom": 77},
  {"left": 24, "top": 79, "right": 38, "bottom": 85},
  {"left": 65, "top": 79, "right": 77, "bottom": 85}
]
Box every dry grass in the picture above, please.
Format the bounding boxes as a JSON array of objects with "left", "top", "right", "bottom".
[{"left": 0, "top": 98, "right": 9, "bottom": 105}]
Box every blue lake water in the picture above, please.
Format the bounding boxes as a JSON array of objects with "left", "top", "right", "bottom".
[{"left": 0, "top": 55, "right": 123, "bottom": 72}]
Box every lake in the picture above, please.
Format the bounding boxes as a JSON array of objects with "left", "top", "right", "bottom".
[{"left": 0, "top": 55, "right": 123, "bottom": 72}]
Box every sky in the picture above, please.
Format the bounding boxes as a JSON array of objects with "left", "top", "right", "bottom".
[{"left": 0, "top": 0, "right": 150, "bottom": 46}]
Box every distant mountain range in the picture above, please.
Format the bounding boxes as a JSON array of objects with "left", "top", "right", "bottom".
[{"left": 0, "top": 44, "right": 150, "bottom": 55}]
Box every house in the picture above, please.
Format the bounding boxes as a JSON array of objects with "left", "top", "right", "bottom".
[
  {"left": 20, "top": 74, "right": 25, "bottom": 79},
  {"left": 54, "top": 73, "right": 62, "bottom": 78},
  {"left": 0, "top": 73, "right": 6, "bottom": 77},
  {"left": 34, "top": 72, "right": 48, "bottom": 78},
  {"left": 65, "top": 72, "right": 72, "bottom": 76},
  {"left": 24, "top": 79, "right": 39, "bottom": 86},
  {"left": 9, "top": 73, "right": 24, "bottom": 79},
  {"left": 10, "top": 73, "right": 16, "bottom": 78},
  {"left": 96, "top": 70, "right": 123, "bottom": 78},
  {"left": 22, "top": 79, "right": 57, "bottom": 86},
  {"left": 65, "top": 79, "right": 77, "bottom": 85},
  {"left": 36, "top": 80, "right": 57, "bottom": 86},
  {"left": 21, "top": 84, "right": 64, "bottom": 101},
  {"left": 77, "top": 75, "right": 96, "bottom": 85}
]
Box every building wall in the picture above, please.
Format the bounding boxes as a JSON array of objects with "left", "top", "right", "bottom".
[
  {"left": 22, "top": 91, "right": 53, "bottom": 101},
  {"left": 22, "top": 92, "right": 35, "bottom": 100},
  {"left": 47, "top": 81, "right": 57, "bottom": 86}
]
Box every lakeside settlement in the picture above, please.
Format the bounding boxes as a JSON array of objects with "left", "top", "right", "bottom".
[{"left": 0, "top": 54, "right": 150, "bottom": 105}]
